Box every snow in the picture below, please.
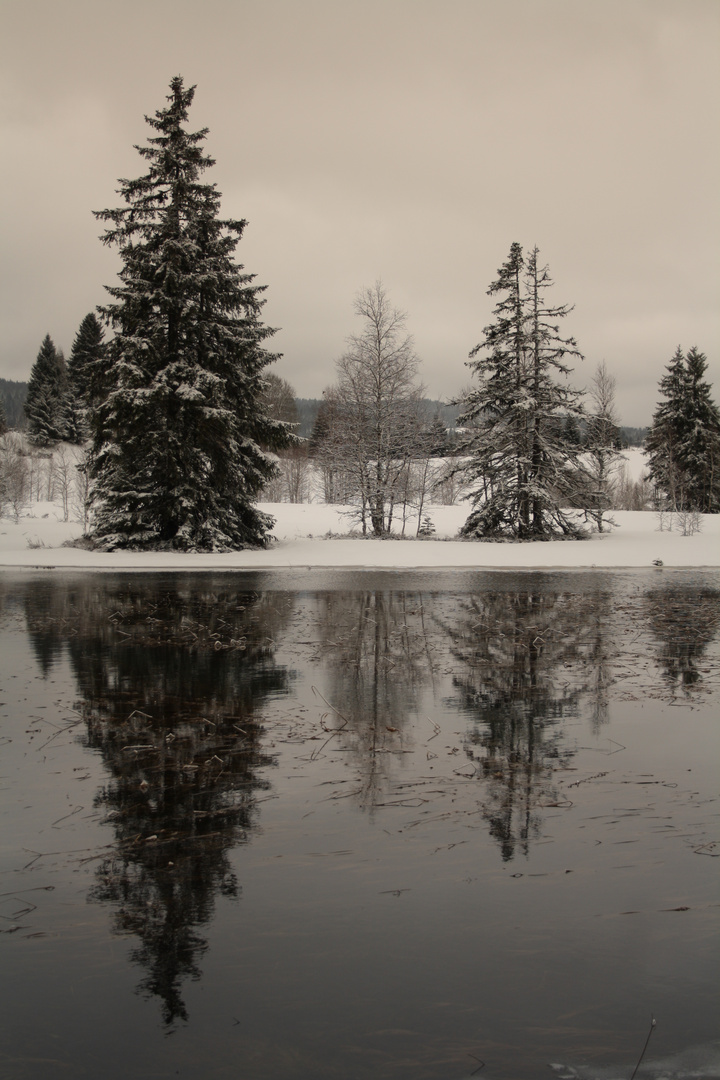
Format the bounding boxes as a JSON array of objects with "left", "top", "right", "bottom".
[
  {"left": 1, "top": 496, "right": 717, "bottom": 570},
  {"left": 616, "top": 445, "right": 647, "bottom": 481}
]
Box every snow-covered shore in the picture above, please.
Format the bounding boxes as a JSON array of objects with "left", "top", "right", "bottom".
[{"left": 1, "top": 500, "right": 717, "bottom": 570}]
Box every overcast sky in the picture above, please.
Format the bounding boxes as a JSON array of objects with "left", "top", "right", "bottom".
[{"left": 1, "top": 0, "right": 718, "bottom": 425}]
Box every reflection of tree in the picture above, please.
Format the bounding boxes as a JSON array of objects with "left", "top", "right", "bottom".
[
  {"left": 645, "top": 584, "right": 720, "bottom": 694},
  {"left": 440, "top": 585, "right": 603, "bottom": 860},
  {"left": 23, "top": 576, "right": 292, "bottom": 1024},
  {"left": 317, "top": 590, "right": 439, "bottom": 808},
  {"left": 22, "top": 578, "right": 68, "bottom": 674},
  {"left": 583, "top": 586, "right": 615, "bottom": 732}
]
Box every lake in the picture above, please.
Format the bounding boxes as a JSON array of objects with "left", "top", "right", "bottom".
[{"left": 1, "top": 569, "right": 718, "bottom": 1079}]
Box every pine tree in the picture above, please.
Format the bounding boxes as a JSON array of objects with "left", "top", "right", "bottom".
[
  {"left": 24, "top": 335, "right": 69, "bottom": 447},
  {"left": 646, "top": 346, "right": 720, "bottom": 512},
  {"left": 456, "top": 244, "right": 586, "bottom": 539},
  {"left": 0, "top": 393, "right": 7, "bottom": 436},
  {"left": 89, "top": 77, "right": 289, "bottom": 550}
]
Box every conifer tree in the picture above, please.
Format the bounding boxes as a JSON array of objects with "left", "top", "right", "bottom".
[
  {"left": 24, "top": 335, "right": 69, "bottom": 447},
  {"left": 457, "top": 244, "right": 586, "bottom": 539},
  {"left": 89, "top": 77, "right": 289, "bottom": 549},
  {"left": 0, "top": 393, "right": 7, "bottom": 436},
  {"left": 67, "top": 313, "right": 107, "bottom": 442},
  {"left": 646, "top": 346, "right": 720, "bottom": 512}
]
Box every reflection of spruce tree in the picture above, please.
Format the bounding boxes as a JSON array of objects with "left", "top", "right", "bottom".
[
  {"left": 23, "top": 578, "right": 69, "bottom": 675},
  {"left": 441, "top": 586, "right": 597, "bottom": 860},
  {"left": 318, "top": 590, "right": 439, "bottom": 808},
  {"left": 645, "top": 585, "right": 720, "bottom": 693},
  {"left": 22, "top": 576, "right": 292, "bottom": 1024}
]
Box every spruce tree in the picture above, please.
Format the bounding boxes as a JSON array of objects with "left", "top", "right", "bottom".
[
  {"left": 89, "top": 77, "right": 288, "bottom": 550},
  {"left": 24, "top": 335, "right": 69, "bottom": 447},
  {"left": 682, "top": 347, "right": 720, "bottom": 511},
  {"left": 67, "top": 313, "right": 107, "bottom": 441},
  {"left": 646, "top": 346, "right": 720, "bottom": 512},
  {"left": 457, "top": 243, "right": 586, "bottom": 539}
]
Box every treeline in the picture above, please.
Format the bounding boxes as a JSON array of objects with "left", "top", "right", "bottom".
[
  {"left": 295, "top": 398, "right": 459, "bottom": 441},
  {"left": 1, "top": 377, "right": 649, "bottom": 447},
  {"left": 3, "top": 318, "right": 105, "bottom": 447}
]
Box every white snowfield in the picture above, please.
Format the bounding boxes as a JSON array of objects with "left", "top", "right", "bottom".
[{"left": 0, "top": 500, "right": 718, "bottom": 570}]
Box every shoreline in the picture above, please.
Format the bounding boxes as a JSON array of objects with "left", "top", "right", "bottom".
[{"left": 2, "top": 504, "right": 718, "bottom": 571}]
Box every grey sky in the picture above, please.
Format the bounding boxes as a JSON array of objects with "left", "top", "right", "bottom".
[{"left": 1, "top": 0, "right": 718, "bottom": 425}]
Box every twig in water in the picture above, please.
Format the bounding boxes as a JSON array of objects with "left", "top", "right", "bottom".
[
  {"left": 36, "top": 718, "right": 83, "bottom": 751},
  {"left": 629, "top": 1014, "right": 656, "bottom": 1080},
  {"left": 309, "top": 686, "right": 350, "bottom": 760},
  {"left": 310, "top": 686, "right": 349, "bottom": 728},
  {"left": 426, "top": 717, "right": 441, "bottom": 741}
]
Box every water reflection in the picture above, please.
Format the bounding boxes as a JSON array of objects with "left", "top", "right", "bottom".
[
  {"left": 23, "top": 578, "right": 293, "bottom": 1024},
  {"left": 14, "top": 569, "right": 720, "bottom": 1049},
  {"left": 441, "top": 584, "right": 611, "bottom": 860},
  {"left": 645, "top": 584, "right": 720, "bottom": 693},
  {"left": 316, "top": 590, "right": 442, "bottom": 808}
]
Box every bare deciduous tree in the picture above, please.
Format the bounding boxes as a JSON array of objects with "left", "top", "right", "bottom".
[
  {"left": 259, "top": 373, "right": 299, "bottom": 430},
  {"left": 583, "top": 361, "right": 623, "bottom": 531},
  {"left": 280, "top": 444, "right": 311, "bottom": 503},
  {"left": 0, "top": 435, "right": 30, "bottom": 522},
  {"left": 53, "top": 445, "right": 76, "bottom": 522},
  {"left": 317, "top": 282, "right": 425, "bottom": 535},
  {"left": 71, "top": 446, "right": 92, "bottom": 532},
  {"left": 614, "top": 465, "right": 653, "bottom": 511}
]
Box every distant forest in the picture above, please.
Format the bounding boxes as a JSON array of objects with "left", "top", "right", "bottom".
[
  {"left": 1, "top": 379, "right": 647, "bottom": 446},
  {"left": 0, "top": 378, "right": 28, "bottom": 429},
  {"left": 295, "top": 398, "right": 460, "bottom": 438},
  {"left": 287, "top": 399, "right": 651, "bottom": 446}
]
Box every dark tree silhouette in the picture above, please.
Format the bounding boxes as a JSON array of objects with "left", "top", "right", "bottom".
[
  {"left": 24, "top": 334, "right": 69, "bottom": 447},
  {"left": 22, "top": 576, "right": 293, "bottom": 1024},
  {"left": 91, "top": 77, "right": 289, "bottom": 550}
]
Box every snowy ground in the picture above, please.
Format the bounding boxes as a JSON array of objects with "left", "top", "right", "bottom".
[
  {"left": 0, "top": 498, "right": 717, "bottom": 570},
  {"left": 2, "top": 445, "right": 715, "bottom": 571}
]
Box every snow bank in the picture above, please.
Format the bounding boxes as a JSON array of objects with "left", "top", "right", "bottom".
[{"left": 0, "top": 500, "right": 718, "bottom": 570}]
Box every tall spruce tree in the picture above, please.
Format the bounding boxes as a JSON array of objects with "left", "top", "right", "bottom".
[
  {"left": 645, "top": 346, "right": 720, "bottom": 512},
  {"left": 456, "top": 243, "right": 586, "bottom": 539},
  {"left": 89, "top": 77, "right": 288, "bottom": 550},
  {"left": 24, "top": 334, "right": 69, "bottom": 447}
]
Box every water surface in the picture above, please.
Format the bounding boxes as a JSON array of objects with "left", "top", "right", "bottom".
[{"left": 1, "top": 569, "right": 718, "bottom": 1079}]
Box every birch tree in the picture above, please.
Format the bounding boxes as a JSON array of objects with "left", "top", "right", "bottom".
[
  {"left": 584, "top": 360, "right": 623, "bottom": 531},
  {"left": 319, "top": 283, "right": 425, "bottom": 535}
]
